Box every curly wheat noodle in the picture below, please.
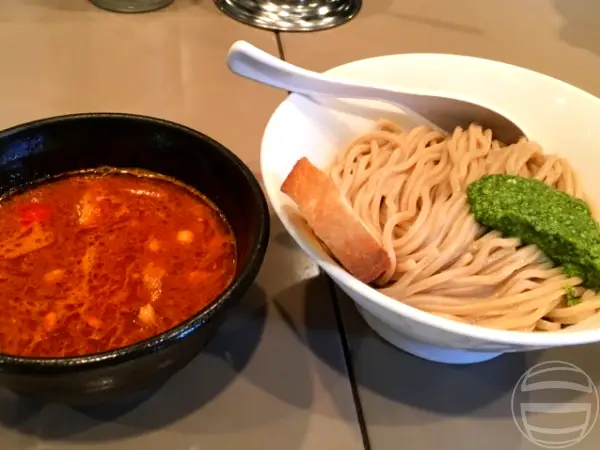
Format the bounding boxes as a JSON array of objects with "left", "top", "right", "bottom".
[{"left": 328, "top": 119, "right": 600, "bottom": 331}]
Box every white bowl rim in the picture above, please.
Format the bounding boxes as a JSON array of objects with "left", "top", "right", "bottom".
[{"left": 261, "top": 51, "right": 600, "bottom": 347}]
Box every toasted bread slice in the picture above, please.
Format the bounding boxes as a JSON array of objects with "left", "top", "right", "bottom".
[{"left": 280, "top": 157, "right": 391, "bottom": 284}]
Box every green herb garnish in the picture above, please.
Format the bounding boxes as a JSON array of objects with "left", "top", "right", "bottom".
[
  {"left": 563, "top": 283, "right": 581, "bottom": 306},
  {"left": 467, "top": 174, "right": 600, "bottom": 291}
]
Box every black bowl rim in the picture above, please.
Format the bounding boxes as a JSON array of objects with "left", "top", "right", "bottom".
[{"left": 0, "top": 112, "right": 270, "bottom": 370}]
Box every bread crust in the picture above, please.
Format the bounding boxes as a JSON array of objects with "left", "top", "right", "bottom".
[{"left": 280, "top": 157, "right": 391, "bottom": 284}]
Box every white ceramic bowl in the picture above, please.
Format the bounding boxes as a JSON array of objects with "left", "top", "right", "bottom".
[{"left": 260, "top": 53, "right": 600, "bottom": 364}]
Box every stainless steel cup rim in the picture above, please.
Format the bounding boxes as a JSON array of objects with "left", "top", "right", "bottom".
[{"left": 213, "top": 0, "right": 362, "bottom": 32}]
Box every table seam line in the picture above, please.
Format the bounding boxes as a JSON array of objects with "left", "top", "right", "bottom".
[
  {"left": 275, "top": 31, "right": 286, "bottom": 61},
  {"left": 326, "top": 277, "right": 372, "bottom": 450}
]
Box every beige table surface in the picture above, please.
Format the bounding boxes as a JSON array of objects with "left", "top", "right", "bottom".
[
  {"left": 0, "top": 2, "right": 364, "bottom": 450},
  {"left": 279, "top": 1, "right": 600, "bottom": 449},
  {"left": 280, "top": 0, "right": 600, "bottom": 94}
]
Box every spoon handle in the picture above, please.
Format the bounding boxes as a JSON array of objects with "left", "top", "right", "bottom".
[
  {"left": 227, "top": 41, "right": 525, "bottom": 144},
  {"left": 227, "top": 40, "right": 401, "bottom": 102}
]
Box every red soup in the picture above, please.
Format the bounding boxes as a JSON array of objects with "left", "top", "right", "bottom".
[{"left": 0, "top": 170, "right": 236, "bottom": 358}]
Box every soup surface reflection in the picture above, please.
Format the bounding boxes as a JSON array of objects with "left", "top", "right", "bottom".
[{"left": 0, "top": 170, "right": 236, "bottom": 358}]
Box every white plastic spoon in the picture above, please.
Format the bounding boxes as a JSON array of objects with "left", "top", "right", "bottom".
[{"left": 227, "top": 40, "right": 526, "bottom": 144}]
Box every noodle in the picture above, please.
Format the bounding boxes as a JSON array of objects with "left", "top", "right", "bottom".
[{"left": 328, "top": 119, "right": 600, "bottom": 331}]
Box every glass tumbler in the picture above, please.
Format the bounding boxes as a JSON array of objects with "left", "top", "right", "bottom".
[{"left": 89, "top": 0, "right": 174, "bottom": 13}]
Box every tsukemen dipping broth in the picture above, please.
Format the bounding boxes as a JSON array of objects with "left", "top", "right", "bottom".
[{"left": 0, "top": 169, "right": 236, "bottom": 358}]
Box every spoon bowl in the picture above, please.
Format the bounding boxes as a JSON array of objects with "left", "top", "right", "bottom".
[{"left": 227, "top": 40, "right": 526, "bottom": 144}]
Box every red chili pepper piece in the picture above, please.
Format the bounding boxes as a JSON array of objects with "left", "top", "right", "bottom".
[{"left": 18, "top": 203, "right": 51, "bottom": 226}]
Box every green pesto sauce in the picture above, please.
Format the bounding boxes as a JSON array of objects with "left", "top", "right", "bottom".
[
  {"left": 563, "top": 283, "right": 581, "bottom": 306},
  {"left": 466, "top": 174, "right": 600, "bottom": 291}
]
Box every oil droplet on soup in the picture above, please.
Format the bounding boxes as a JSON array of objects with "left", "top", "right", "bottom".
[{"left": 0, "top": 170, "right": 236, "bottom": 357}]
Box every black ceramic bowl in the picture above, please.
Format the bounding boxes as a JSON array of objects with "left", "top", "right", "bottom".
[{"left": 0, "top": 113, "right": 269, "bottom": 404}]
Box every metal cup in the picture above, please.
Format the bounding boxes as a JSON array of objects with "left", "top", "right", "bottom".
[{"left": 213, "top": 0, "right": 361, "bottom": 32}]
